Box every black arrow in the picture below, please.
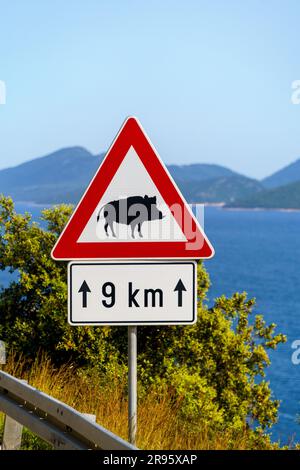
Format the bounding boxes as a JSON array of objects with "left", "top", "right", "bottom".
[
  {"left": 78, "top": 280, "right": 91, "bottom": 308},
  {"left": 174, "top": 279, "right": 187, "bottom": 307}
]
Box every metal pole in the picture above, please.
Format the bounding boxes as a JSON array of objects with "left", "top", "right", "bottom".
[{"left": 128, "top": 326, "right": 137, "bottom": 445}]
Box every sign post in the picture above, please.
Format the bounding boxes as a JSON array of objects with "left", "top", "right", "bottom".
[
  {"left": 128, "top": 326, "right": 137, "bottom": 445},
  {"left": 51, "top": 117, "right": 214, "bottom": 446}
]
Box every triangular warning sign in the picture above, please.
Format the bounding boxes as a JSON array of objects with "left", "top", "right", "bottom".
[{"left": 51, "top": 117, "right": 214, "bottom": 260}]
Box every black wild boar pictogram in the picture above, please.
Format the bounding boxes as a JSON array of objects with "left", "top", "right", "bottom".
[{"left": 97, "top": 195, "right": 164, "bottom": 238}]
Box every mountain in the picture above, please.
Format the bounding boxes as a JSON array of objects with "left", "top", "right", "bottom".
[
  {"left": 2, "top": 147, "right": 299, "bottom": 208},
  {"left": 227, "top": 180, "right": 300, "bottom": 210},
  {"left": 0, "top": 147, "right": 262, "bottom": 205},
  {"left": 262, "top": 158, "right": 300, "bottom": 188}
]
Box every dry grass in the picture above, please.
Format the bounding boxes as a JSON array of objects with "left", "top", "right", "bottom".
[{"left": 0, "top": 353, "right": 275, "bottom": 450}]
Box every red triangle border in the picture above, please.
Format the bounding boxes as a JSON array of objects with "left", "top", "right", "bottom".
[{"left": 51, "top": 117, "right": 214, "bottom": 260}]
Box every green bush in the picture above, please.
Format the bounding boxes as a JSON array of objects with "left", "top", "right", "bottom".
[{"left": 0, "top": 196, "right": 286, "bottom": 433}]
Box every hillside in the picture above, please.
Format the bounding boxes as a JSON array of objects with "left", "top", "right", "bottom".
[
  {"left": 227, "top": 180, "right": 300, "bottom": 209},
  {"left": 0, "top": 147, "right": 261, "bottom": 205},
  {"left": 176, "top": 175, "right": 263, "bottom": 203},
  {"left": 262, "top": 158, "right": 300, "bottom": 188},
  {"left": 0, "top": 147, "right": 104, "bottom": 203},
  {"left": 167, "top": 163, "right": 235, "bottom": 182}
]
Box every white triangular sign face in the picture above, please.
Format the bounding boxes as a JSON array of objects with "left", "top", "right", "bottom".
[{"left": 78, "top": 146, "right": 187, "bottom": 242}]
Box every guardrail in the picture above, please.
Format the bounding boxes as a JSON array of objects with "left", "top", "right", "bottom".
[{"left": 0, "top": 370, "right": 137, "bottom": 450}]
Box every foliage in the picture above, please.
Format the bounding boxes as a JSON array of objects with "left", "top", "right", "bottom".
[{"left": 0, "top": 196, "right": 286, "bottom": 437}]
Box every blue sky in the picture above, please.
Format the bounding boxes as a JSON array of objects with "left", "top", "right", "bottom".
[{"left": 0, "top": 0, "right": 300, "bottom": 178}]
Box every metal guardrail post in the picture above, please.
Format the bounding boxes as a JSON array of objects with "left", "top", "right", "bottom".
[
  {"left": 2, "top": 379, "right": 27, "bottom": 450},
  {"left": 2, "top": 415, "right": 23, "bottom": 450}
]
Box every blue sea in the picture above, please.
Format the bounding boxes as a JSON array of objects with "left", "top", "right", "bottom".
[
  {"left": 0, "top": 203, "right": 299, "bottom": 444},
  {"left": 204, "top": 206, "right": 300, "bottom": 444}
]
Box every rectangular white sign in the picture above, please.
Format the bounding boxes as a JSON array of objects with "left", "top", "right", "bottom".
[{"left": 68, "top": 261, "right": 197, "bottom": 325}]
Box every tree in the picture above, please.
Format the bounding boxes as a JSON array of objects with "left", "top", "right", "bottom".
[{"left": 0, "top": 196, "right": 286, "bottom": 432}]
